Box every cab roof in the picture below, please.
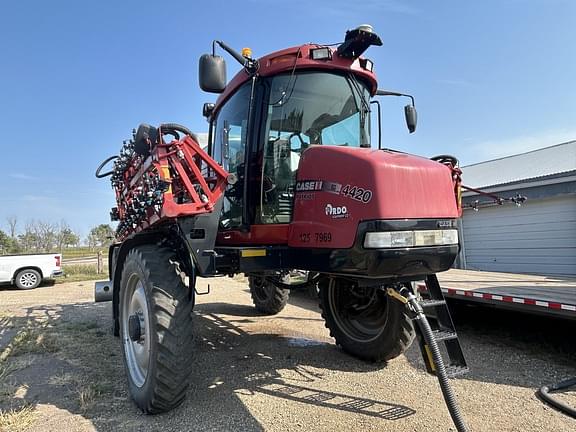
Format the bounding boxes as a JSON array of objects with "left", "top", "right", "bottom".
[{"left": 214, "top": 44, "right": 379, "bottom": 110}]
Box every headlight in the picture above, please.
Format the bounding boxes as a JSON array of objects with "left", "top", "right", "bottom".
[{"left": 363, "top": 229, "right": 458, "bottom": 249}]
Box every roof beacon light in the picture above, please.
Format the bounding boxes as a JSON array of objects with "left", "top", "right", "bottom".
[
  {"left": 310, "top": 47, "right": 332, "bottom": 60},
  {"left": 242, "top": 47, "right": 252, "bottom": 58}
]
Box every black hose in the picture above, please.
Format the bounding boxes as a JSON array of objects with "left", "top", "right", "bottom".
[
  {"left": 431, "top": 154, "right": 459, "bottom": 166},
  {"left": 95, "top": 155, "right": 118, "bottom": 178},
  {"left": 160, "top": 123, "right": 198, "bottom": 141},
  {"left": 537, "top": 377, "right": 576, "bottom": 418},
  {"left": 403, "top": 290, "right": 469, "bottom": 432}
]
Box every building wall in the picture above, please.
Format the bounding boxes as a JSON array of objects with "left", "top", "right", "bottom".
[{"left": 460, "top": 195, "right": 576, "bottom": 277}]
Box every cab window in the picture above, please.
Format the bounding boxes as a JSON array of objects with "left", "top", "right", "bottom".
[{"left": 212, "top": 83, "right": 251, "bottom": 228}]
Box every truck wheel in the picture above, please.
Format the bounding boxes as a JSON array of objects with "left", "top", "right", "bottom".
[
  {"left": 15, "top": 269, "right": 41, "bottom": 290},
  {"left": 319, "top": 278, "right": 415, "bottom": 362},
  {"left": 119, "top": 245, "right": 194, "bottom": 413},
  {"left": 248, "top": 274, "right": 289, "bottom": 315}
]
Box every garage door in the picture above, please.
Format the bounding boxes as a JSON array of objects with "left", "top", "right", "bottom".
[{"left": 461, "top": 195, "right": 576, "bottom": 276}]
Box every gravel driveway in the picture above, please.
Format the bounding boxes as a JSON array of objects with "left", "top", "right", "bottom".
[{"left": 0, "top": 277, "right": 575, "bottom": 431}]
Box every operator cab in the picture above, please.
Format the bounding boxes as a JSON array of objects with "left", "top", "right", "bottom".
[
  {"left": 211, "top": 70, "right": 372, "bottom": 229},
  {"left": 202, "top": 41, "right": 378, "bottom": 240}
]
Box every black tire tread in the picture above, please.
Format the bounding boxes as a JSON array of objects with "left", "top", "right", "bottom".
[
  {"left": 248, "top": 275, "right": 289, "bottom": 315},
  {"left": 318, "top": 279, "right": 415, "bottom": 362},
  {"left": 121, "top": 245, "right": 194, "bottom": 414}
]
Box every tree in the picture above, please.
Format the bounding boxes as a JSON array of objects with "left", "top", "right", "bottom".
[
  {"left": 55, "top": 221, "right": 80, "bottom": 251},
  {"left": 18, "top": 220, "right": 58, "bottom": 253},
  {"left": 0, "top": 229, "right": 15, "bottom": 254},
  {"left": 6, "top": 215, "right": 17, "bottom": 238},
  {"left": 87, "top": 224, "right": 115, "bottom": 249}
]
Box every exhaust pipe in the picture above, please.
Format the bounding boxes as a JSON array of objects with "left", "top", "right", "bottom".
[{"left": 95, "top": 280, "right": 113, "bottom": 302}]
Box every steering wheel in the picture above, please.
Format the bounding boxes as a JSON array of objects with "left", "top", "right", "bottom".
[{"left": 288, "top": 132, "right": 306, "bottom": 151}]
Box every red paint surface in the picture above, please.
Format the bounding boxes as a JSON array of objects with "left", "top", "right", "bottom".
[{"left": 288, "top": 146, "right": 460, "bottom": 248}]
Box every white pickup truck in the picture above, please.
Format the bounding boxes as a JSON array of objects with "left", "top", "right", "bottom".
[{"left": 0, "top": 253, "right": 63, "bottom": 289}]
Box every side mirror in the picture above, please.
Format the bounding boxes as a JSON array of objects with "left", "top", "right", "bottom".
[
  {"left": 203, "top": 103, "right": 215, "bottom": 119},
  {"left": 404, "top": 105, "right": 417, "bottom": 133},
  {"left": 199, "top": 54, "right": 226, "bottom": 93}
]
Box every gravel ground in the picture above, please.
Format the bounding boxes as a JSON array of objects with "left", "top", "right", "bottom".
[{"left": 0, "top": 277, "right": 575, "bottom": 432}]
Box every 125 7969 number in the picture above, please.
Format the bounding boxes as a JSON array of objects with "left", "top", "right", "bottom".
[{"left": 314, "top": 232, "right": 332, "bottom": 242}]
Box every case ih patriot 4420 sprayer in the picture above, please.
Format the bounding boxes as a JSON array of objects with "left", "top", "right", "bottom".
[{"left": 95, "top": 25, "right": 470, "bottom": 431}]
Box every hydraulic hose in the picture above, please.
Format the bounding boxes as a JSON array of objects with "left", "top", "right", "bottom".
[
  {"left": 160, "top": 123, "right": 198, "bottom": 141},
  {"left": 400, "top": 287, "right": 469, "bottom": 432},
  {"left": 95, "top": 155, "right": 118, "bottom": 178},
  {"left": 537, "top": 377, "right": 576, "bottom": 418}
]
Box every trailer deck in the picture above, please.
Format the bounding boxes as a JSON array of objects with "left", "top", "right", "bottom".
[{"left": 426, "top": 269, "right": 576, "bottom": 319}]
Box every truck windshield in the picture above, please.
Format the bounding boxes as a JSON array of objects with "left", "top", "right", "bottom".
[
  {"left": 263, "top": 72, "right": 371, "bottom": 149},
  {"left": 258, "top": 72, "right": 371, "bottom": 224}
]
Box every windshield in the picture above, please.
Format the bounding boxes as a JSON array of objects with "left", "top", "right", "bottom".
[
  {"left": 257, "top": 72, "right": 371, "bottom": 224},
  {"left": 263, "top": 72, "right": 371, "bottom": 148}
]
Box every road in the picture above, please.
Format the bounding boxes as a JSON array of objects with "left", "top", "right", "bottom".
[{"left": 0, "top": 277, "right": 575, "bottom": 431}]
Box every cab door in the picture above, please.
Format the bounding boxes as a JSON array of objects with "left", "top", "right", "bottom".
[{"left": 211, "top": 83, "right": 252, "bottom": 230}]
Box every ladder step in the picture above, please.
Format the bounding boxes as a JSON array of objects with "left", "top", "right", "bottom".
[
  {"left": 419, "top": 299, "right": 446, "bottom": 308},
  {"left": 445, "top": 364, "right": 469, "bottom": 378},
  {"left": 432, "top": 329, "right": 458, "bottom": 341}
]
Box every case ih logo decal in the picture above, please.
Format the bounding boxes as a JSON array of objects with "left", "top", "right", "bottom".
[
  {"left": 437, "top": 220, "right": 456, "bottom": 228},
  {"left": 296, "top": 180, "right": 372, "bottom": 204},
  {"left": 325, "top": 204, "right": 349, "bottom": 219},
  {"left": 296, "top": 180, "right": 324, "bottom": 192},
  {"left": 296, "top": 180, "right": 342, "bottom": 194}
]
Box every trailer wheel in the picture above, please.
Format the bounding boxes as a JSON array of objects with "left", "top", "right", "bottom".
[
  {"left": 14, "top": 268, "right": 42, "bottom": 290},
  {"left": 319, "top": 278, "right": 415, "bottom": 362},
  {"left": 248, "top": 274, "right": 289, "bottom": 315},
  {"left": 119, "top": 245, "right": 194, "bottom": 413}
]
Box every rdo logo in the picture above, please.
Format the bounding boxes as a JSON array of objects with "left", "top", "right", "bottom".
[{"left": 325, "top": 204, "right": 348, "bottom": 217}]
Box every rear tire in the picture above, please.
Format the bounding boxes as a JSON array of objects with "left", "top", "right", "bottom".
[
  {"left": 119, "top": 245, "right": 194, "bottom": 413},
  {"left": 15, "top": 269, "right": 41, "bottom": 290},
  {"left": 248, "top": 274, "right": 289, "bottom": 315},
  {"left": 319, "top": 278, "right": 415, "bottom": 362}
]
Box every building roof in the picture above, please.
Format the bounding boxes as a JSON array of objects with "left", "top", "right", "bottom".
[{"left": 461, "top": 140, "right": 576, "bottom": 188}]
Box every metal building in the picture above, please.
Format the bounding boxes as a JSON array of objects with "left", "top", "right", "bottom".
[{"left": 458, "top": 141, "right": 576, "bottom": 277}]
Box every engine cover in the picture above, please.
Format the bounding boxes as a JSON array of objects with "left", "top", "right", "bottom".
[{"left": 288, "top": 146, "right": 460, "bottom": 249}]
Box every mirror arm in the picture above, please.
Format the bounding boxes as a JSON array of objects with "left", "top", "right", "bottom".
[
  {"left": 376, "top": 89, "right": 415, "bottom": 107},
  {"left": 214, "top": 40, "right": 259, "bottom": 75}
]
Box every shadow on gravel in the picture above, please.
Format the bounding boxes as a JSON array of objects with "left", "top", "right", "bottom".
[
  {"left": 404, "top": 299, "right": 576, "bottom": 389},
  {"left": 0, "top": 295, "right": 415, "bottom": 431},
  {"left": 194, "top": 302, "right": 415, "bottom": 423}
]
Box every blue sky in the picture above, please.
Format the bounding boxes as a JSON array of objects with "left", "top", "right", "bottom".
[{"left": 1, "top": 0, "right": 574, "bottom": 238}]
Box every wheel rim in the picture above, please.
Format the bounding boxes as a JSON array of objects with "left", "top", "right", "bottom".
[
  {"left": 327, "top": 279, "right": 389, "bottom": 343},
  {"left": 19, "top": 272, "right": 38, "bottom": 288},
  {"left": 122, "top": 273, "right": 151, "bottom": 388}
]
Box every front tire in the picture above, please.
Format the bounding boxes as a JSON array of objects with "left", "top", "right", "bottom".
[
  {"left": 15, "top": 269, "right": 41, "bottom": 290},
  {"left": 119, "top": 245, "right": 194, "bottom": 413},
  {"left": 319, "top": 278, "right": 415, "bottom": 362},
  {"left": 248, "top": 274, "right": 289, "bottom": 315}
]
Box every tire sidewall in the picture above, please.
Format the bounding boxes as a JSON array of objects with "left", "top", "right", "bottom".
[
  {"left": 119, "top": 251, "right": 159, "bottom": 407},
  {"left": 15, "top": 269, "right": 41, "bottom": 290},
  {"left": 319, "top": 280, "right": 413, "bottom": 361}
]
